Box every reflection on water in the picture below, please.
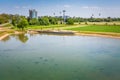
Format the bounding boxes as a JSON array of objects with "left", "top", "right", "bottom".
[
  {"left": 0, "top": 36, "right": 10, "bottom": 42},
  {"left": 1, "top": 34, "right": 29, "bottom": 43},
  {"left": 12, "top": 34, "right": 29, "bottom": 43},
  {"left": 0, "top": 34, "right": 120, "bottom": 80}
]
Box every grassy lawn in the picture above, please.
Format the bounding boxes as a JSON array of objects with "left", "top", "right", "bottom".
[
  {"left": 27, "top": 24, "right": 67, "bottom": 30},
  {"left": 1, "top": 23, "right": 120, "bottom": 35},
  {"left": 1, "top": 22, "right": 120, "bottom": 39},
  {"left": 3, "top": 24, "right": 13, "bottom": 27},
  {"left": 0, "top": 32, "right": 7, "bottom": 37},
  {"left": 66, "top": 25, "right": 120, "bottom": 33},
  {"left": 76, "top": 22, "right": 120, "bottom": 25},
  {"left": 26, "top": 24, "right": 86, "bottom": 30}
]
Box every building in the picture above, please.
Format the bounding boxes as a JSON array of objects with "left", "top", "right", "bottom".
[{"left": 29, "top": 9, "right": 37, "bottom": 18}]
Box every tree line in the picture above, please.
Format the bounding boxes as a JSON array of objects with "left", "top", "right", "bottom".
[
  {"left": 1, "top": 13, "right": 120, "bottom": 30},
  {"left": 0, "top": 14, "right": 10, "bottom": 24}
]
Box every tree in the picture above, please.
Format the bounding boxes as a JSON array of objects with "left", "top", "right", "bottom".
[
  {"left": 12, "top": 19, "right": 17, "bottom": 26},
  {"left": 38, "top": 17, "right": 50, "bottom": 25},
  {"left": 11, "top": 14, "right": 20, "bottom": 27},
  {"left": 17, "top": 18, "right": 28, "bottom": 30},
  {"left": 66, "top": 18, "right": 74, "bottom": 25},
  {"left": 0, "top": 14, "right": 9, "bottom": 24},
  {"left": 29, "top": 18, "right": 39, "bottom": 25},
  {"left": 49, "top": 17, "right": 58, "bottom": 24},
  {"left": 0, "top": 16, "right": 5, "bottom": 24}
]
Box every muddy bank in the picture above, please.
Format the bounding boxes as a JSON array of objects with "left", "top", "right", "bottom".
[
  {"left": 28, "top": 30, "right": 75, "bottom": 35},
  {"left": 28, "top": 30, "right": 120, "bottom": 39}
]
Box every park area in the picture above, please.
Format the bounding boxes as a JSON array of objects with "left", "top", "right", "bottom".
[{"left": 1, "top": 22, "right": 120, "bottom": 40}]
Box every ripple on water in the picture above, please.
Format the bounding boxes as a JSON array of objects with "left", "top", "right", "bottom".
[
  {"left": 16, "top": 66, "right": 21, "bottom": 70},
  {"left": 39, "top": 57, "right": 43, "bottom": 59},
  {"left": 34, "top": 61, "right": 40, "bottom": 64},
  {"left": 54, "top": 63, "right": 58, "bottom": 66},
  {"left": 35, "top": 57, "right": 49, "bottom": 65},
  {"left": 99, "top": 67, "right": 105, "bottom": 71},
  {"left": 73, "top": 70, "right": 78, "bottom": 73},
  {"left": 3, "top": 49, "right": 13, "bottom": 52},
  {"left": 44, "top": 59, "right": 48, "bottom": 62}
]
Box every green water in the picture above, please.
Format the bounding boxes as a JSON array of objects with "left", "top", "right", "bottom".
[{"left": 0, "top": 34, "right": 120, "bottom": 80}]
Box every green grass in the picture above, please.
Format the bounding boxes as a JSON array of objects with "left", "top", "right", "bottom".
[
  {"left": 66, "top": 25, "right": 120, "bottom": 33},
  {"left": 26, "top": 24, "right": 84, "bottom": 30},
  {"left": 3, "top": 23, "right": 120, "bottom": 34},
  {"left": 0, "top": 32, "right": 7, "bottom": 37},
  {"left": 27, "top": 24, "right": 66, "bottom": 30},
  {"left": 2, "top": 23, "right": 13, "bottom": 27}
]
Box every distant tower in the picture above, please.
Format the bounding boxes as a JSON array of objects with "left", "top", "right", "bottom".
[
  {"left": 99, "top": 13, "right": 101, "bottom": 16},
  {"left": 63, "top": 10, "right": 66, "bottom": 22},
  {"left": 53, "top": 13, "right": 55, "bottom": 17},
  {"left": 29, "top": 9, "right": 37, "bottom": 18},
  {"left": 59, "top": 12, "right": 62, "bottom": 16},
  {"left": 92, "top": 14, "right": 94, "bottom": 17}
]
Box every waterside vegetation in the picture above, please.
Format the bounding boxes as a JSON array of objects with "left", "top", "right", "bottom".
[{"left": 0, "top": 13, "right": 120, "bottom": 39}]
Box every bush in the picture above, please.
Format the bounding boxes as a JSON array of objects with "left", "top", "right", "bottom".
[
  {"left": 85, "top": 22, "right": 88, "bottom": 25},
  {"left": 29, "top": 18, "right": 39, "bottom": 25},
  {"left": 17, "top": 18, "right": 28, "bottom": 30},
  {"left": 39, "top": 17, "right": 50, "bottom": 25},
  {"left": 113, "top": 23, "right": 116, "bottom": 26},
  {"left": 66, "top": 18, "right": 74, "bottom": 25},
  {"left": 105, "top": 23, "right": 108, "bottom": 25}
]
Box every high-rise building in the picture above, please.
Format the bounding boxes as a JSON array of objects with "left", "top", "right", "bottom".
[
  {"left": 63, "top": 10, "right": 66, "bottom": 22},
  {"left": 29, "top": 9, "right": 37, "bottom": 18}
]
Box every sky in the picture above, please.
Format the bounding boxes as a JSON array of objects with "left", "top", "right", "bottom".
[{"left": 0, "top": 0, "right": 120, "bottom": 18}]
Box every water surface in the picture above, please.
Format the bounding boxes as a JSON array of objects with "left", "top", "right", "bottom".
[{"left": 0, "top": 34, "right": 120, "bottom": 80}]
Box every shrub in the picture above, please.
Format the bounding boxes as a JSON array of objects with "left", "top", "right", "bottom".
[{"left": 66, "top": 18, "right": 74, "bottom": 25}]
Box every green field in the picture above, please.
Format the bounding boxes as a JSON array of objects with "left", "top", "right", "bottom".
[
  {"left": 26, "top": 24, "right": 120, "bottom": 34},
  {"left": 26, "top": 24, "right": 66, "bottom": 30},
  {"left": 1, "top": 23, "right": 120, "bottom": 37},
  {"left": 66, "top": 25, "right": 120, "bottom": 33}
]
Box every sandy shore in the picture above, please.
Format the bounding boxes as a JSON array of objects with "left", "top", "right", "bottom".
[
  {"left": 0, "top": 34, "right": 9, "bottom": 40},
  {"left": 75, "top": 32, "right": 120, "bottom": 39},
  {"left": 1, "top": 30, "right": 120, "bottom": 40}
]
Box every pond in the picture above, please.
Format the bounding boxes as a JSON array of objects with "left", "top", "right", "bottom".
[{"left": 0, "top": 34, "right": 120, "bottom": 80}]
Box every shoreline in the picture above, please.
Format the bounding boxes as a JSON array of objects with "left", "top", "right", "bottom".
[
  {"left": 28, "top": 30, "right": 120, "bottom": 39},
  {"left": 0, "top": 34, "right": 9, "bottom": 40},
  {"left": 75, "top": 32, "right": 120, "bottom": 39},
  {"left": 1, "top": 30, "right": 120, "bottom": 40}
]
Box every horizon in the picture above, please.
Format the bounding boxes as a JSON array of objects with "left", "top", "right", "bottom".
[{"left": 0, "top": 0, "right": 120, "bottom": 18}]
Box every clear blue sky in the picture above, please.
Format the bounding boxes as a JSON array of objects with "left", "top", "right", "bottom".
[{"left": 0, "top": 0, "right": 120, "bottom": 17}]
